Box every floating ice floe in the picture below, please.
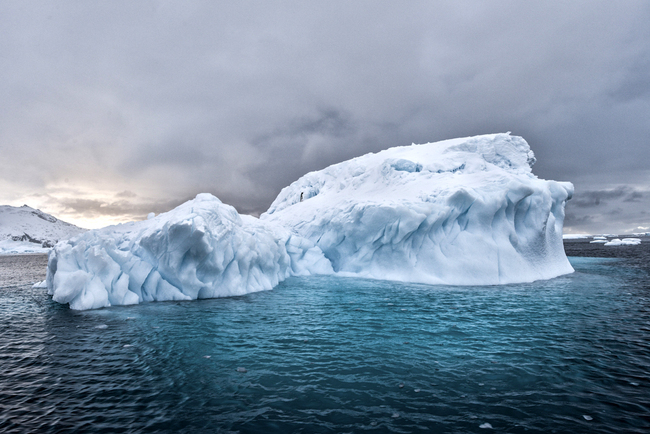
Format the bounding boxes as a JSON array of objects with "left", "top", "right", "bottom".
[
  {"left": 562, "top": 234, "right": 591, "bottom": 240},
  {"left": 604, "top": 238, "right": 641, "bottom": 246},
  {"left": 46, "top": 133, "right": 574, "bottom": 310}
]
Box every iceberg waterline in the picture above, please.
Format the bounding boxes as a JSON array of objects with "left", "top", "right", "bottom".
[{"left": 46, "top": 133, "right": 574, "bottom": 310}]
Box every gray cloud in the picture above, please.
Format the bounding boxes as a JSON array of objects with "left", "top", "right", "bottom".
[
  {"left": 564, "top": 185, "right": 650, "bottom": 234},
  {"left": 570, "top": 186, "right": 645, "bottom": 208},
  {"left": 58, "top": 197, "right": 188, "bottom": 221},
  {"left": 1, "top": 0, "right": 649, "bottom": 233},
  {"left": 115, "top": 190, "right": 137, "bottom": 198}
]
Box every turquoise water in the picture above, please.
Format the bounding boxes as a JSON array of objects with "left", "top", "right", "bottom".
[{"left": 1, "top": 244, "right": 649, "bottom": 433}]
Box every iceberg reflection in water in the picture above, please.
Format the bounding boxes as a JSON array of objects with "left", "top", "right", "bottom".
[{"left": 1, "top": 242, "right": 650, "bottom": 433}]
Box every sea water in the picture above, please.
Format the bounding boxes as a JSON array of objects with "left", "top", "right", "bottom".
[{"left": 1, "top": 242, "right": 649, "bottom": 433}]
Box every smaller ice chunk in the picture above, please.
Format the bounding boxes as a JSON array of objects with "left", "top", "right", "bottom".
[
  {"left": 604, "top": 238, "right": 641, "bottom": 246},
  {"left": 46, "top": 194, "right": 333, "bottom": 310},
  {"left": 563, "top": 234, "right": 591, "bottom": 240}
]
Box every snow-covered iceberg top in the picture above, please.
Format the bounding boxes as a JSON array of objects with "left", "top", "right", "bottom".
[
  {"left": 262, "top": 133, "right": 574, "bottom": 285},
  {"left": 46, "top": 194, "right": 332, "bottom": 310},
  {"left": 46, "top": 133, "right": 574, "bottom": 310}
]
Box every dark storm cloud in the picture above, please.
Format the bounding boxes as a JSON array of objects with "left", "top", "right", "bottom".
[
  {"left": 1, "top": 0, "right": 650, "bottom": 233},
  {"left": 608, "top": 53, "right": 650, "bottom": 102},
  {"left": 570, "top": 186, "right": 645, "bottom": 208},
  {"left": 564, "top": 185, "right": 650, "bottom": 234},
  {"left": 564, "top": 212, "right": 595, "bottom": 227}
]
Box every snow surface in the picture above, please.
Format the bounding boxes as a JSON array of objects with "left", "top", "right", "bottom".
[
  {"left": 47, "top": 133, "right": 575, "bottom": 310},
  {"left": 263, "top": 133, "right": 574, "bottom": 285},
  {"left": 0, "top": 205, "right": 86, "bottom": 255},
  {"left": 46, "top": 194, "right": 332, "bottom": 310}
]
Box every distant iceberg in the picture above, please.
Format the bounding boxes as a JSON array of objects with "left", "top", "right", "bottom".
[
  {"left": 46, "top": 133, "right": 574, "bottom": 310},
  {"left": 563, "top": 234, "right": 591, "bottom": 240},
  {"left": 604, "top": 238, "right": 641, "bottom": 246}
]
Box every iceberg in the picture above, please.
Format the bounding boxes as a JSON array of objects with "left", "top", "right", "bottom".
[
  {"left": 45, "top": 194, "right": 332, "bottom": 310},
  {"left": 46, "top": 133, "right": 574, "bottom": 310},
  {"left": 563, "top": 234, "right": 591, "bottom": 240},
  {"left": 604, "top": 238, "right": 641, "bottom": 246},
  {"left": 262, "top": 133, "right": 574, "bottom": 285}
]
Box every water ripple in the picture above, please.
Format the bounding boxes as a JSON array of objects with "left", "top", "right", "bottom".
[{"left": 1, "top": 250, "right": 650, "bottom": 432}]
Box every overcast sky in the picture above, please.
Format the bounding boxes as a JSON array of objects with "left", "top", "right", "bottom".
[{"left": 1, "top": 1, "right": 649, "bottom": 233}]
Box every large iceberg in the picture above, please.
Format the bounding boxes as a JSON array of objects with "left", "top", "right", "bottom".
[
  {"left": 262, "top": 133, "right": 574, "bottom": 285},
  {"left": 46, "top": 133, "right": 574, "bottom": 310},
  {"left": 45, "top": 194, "right": 332, "bottom": 310}
]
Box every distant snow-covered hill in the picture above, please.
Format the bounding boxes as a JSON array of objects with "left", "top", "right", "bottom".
[{"left": 0, "top": 205, "right": 86, "bottom": 254}]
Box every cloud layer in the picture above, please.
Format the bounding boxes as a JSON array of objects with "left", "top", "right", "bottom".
[{"left": 1, "top": 1, "right": 649, "bottom": 231}]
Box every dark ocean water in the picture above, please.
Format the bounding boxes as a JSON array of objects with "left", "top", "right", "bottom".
[{"left": 1, "top": 243, "right": 649, "bottom": 434}]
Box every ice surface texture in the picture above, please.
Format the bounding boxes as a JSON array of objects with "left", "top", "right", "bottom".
[
  {"left": 46, "top": 195, "right": 332, "bottom": 310},
  {"left": 47, "top": 133, "right": 574, "bottom": 309},
  {"left": 262, "top": 133, "right": 574, "bottom": 285}
]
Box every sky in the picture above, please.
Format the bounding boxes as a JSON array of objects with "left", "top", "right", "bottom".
[{"left": 1, "top": 1, "right": 649, "bottom": 233}]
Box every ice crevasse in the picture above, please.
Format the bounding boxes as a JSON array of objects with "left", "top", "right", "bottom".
[{"left": 46, "top": 133, "right": 574, "bottom": 310}]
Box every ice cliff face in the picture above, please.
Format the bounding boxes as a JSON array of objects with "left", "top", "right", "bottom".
[
  {"left": 46, "top": 133, "right": 574, "bottom": 310},
  {"left": 46, "top": 194, "right": 332, "bottom": 310},
  {"left": 262, "top": 133, "right": 574, "bottom": 285}
]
